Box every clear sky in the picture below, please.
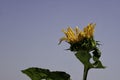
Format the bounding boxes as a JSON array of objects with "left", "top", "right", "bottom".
[{"left": 0, "top": 0, "right": 120, "bottom": 80}]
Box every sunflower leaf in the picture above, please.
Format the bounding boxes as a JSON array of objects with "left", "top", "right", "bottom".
[{"left": 21, "top": 67, "right": 71, "bottom": 80}]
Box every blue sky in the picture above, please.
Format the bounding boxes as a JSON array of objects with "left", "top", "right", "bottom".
[{"left": 0, "top": 0, "right": 120, "bottom": 80}]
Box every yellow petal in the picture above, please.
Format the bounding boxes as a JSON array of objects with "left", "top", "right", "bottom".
[
  {"left": 67, "top": 27, "right": 76, "bottom": 41},
  {"left": 67, "top": 27, "right": 75, "bottom": 37},
  {"left": 74, "top": 26, "right": 80, "bottom": 36},
  {"left": 83, "top": 23, "right": 96, "bottom": 38}
]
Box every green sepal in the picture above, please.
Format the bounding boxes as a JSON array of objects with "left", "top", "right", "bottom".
[
  {"left": 69, "top": 38, "right": 96, "bottom": 52},
  {"left": 21, "top": 67, "right": 71, "bottom": 80}
]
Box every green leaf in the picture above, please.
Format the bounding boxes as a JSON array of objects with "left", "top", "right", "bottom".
[
  {"left": 92, "top": 60, "right": 106, "bottom": 68},
  {"left": 75, "top": 48, "right": 105, "bottom": 69},
  {"left": 21, "top": 67, "right": 71, "bottom": 80},
  {"left": 92, "top": 47, "right": 106, "bottom": 68}
]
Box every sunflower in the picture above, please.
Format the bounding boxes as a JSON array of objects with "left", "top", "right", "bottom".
[{"left": 59, "top": 23, "right": 95, "bottom": 44}]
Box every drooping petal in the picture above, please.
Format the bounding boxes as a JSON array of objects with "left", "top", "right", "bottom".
[{"left": 58, "top": 37, "right": 68, "bottom": 44}]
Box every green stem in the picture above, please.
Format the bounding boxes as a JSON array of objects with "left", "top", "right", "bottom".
[{"left": 83, "top": 66, "right": 89, "bottom": 80}]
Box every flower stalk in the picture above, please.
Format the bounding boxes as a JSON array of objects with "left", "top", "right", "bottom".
[
  {"left": 59, "top": 23, "right": 105, "bottom": 80},
  {"left": 83, "top": 66, "right": 89, "bottom": 80}
]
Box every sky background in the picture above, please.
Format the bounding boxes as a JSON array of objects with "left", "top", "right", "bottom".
[{"left": 0, "top": 0, "right": 120, "bottom": 80}]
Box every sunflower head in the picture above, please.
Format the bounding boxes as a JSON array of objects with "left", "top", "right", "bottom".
[{"left": 59, "top": 23, "right": 97, "bottom": 51}]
